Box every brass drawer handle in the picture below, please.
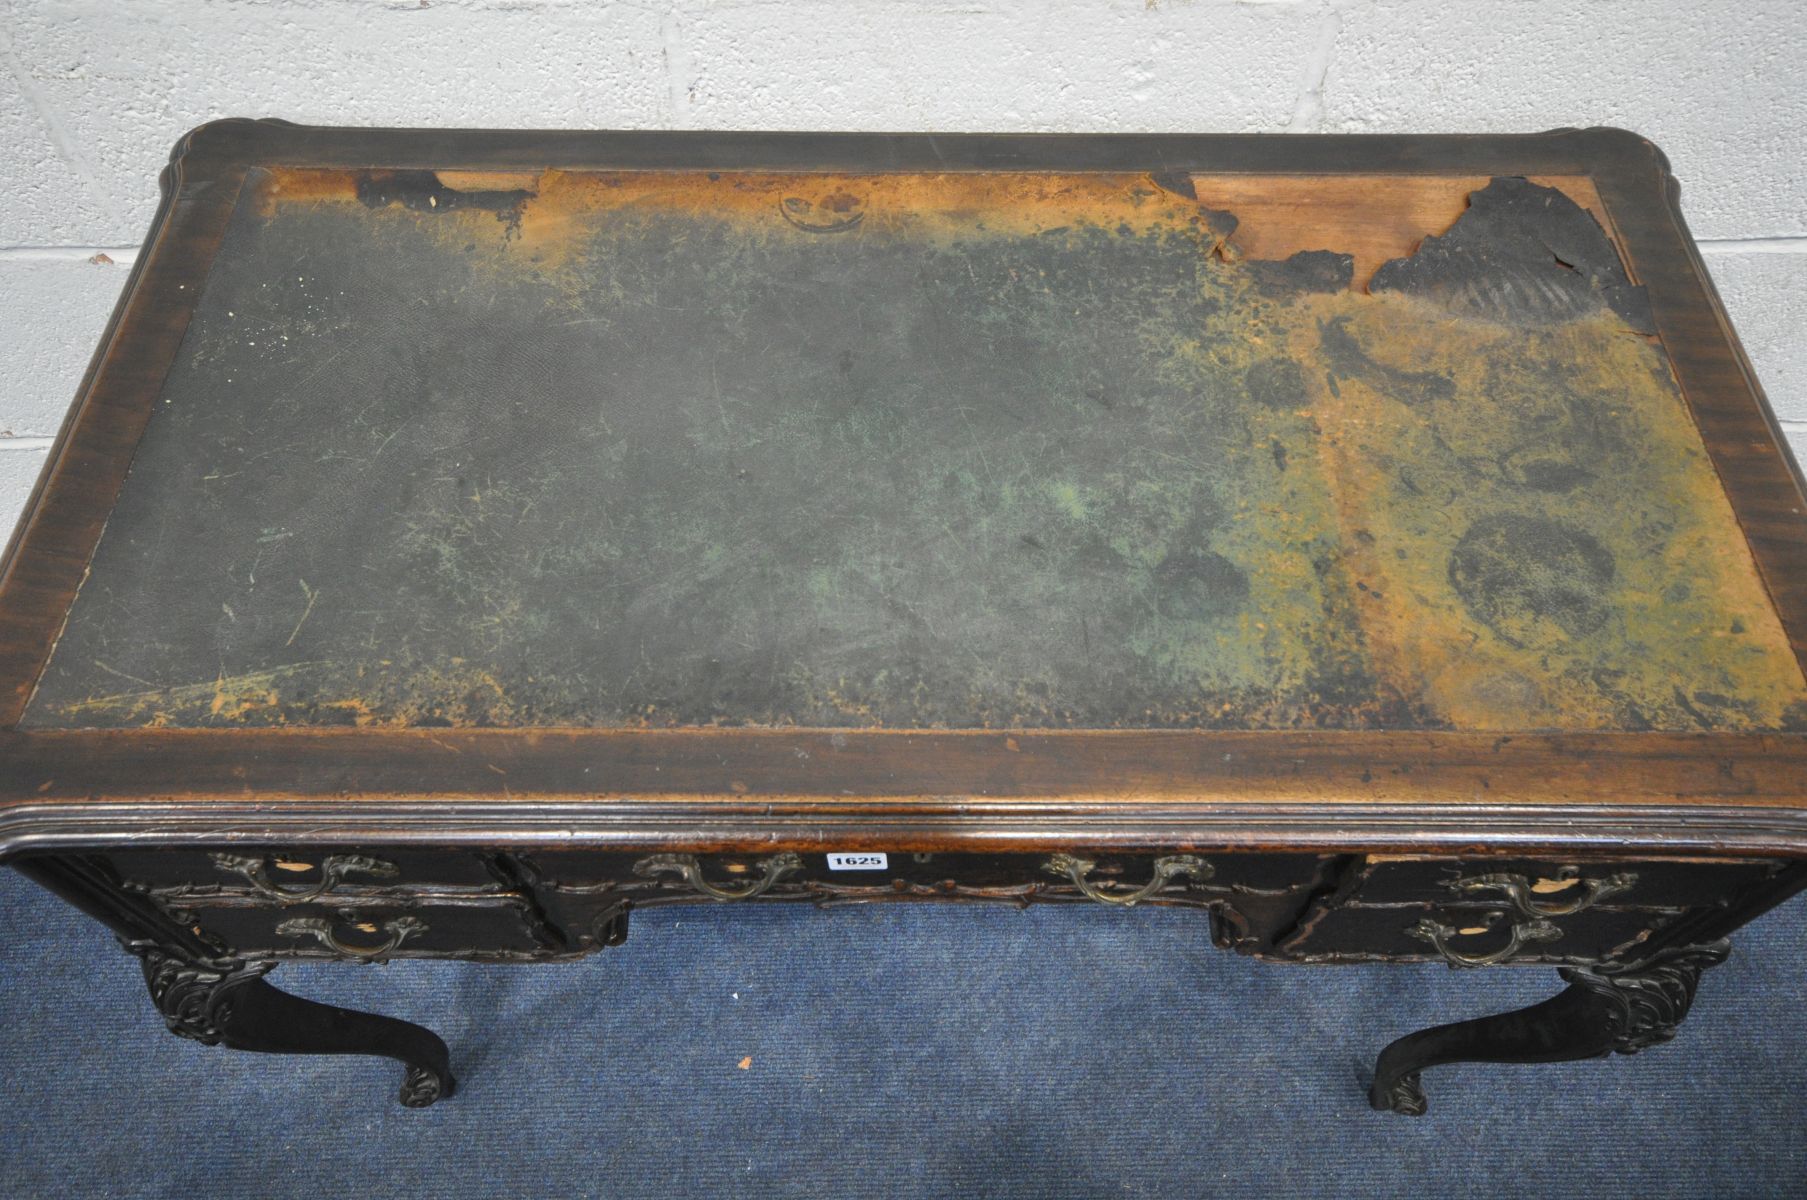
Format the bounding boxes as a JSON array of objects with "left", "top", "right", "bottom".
[
  {"left": 1407, "top": 914, "right": 1562, "bottom": 968},
  {"left": 1444, "top": 868, "right": 1638, "bottom": 917},
  {"left": 1043, "top": 853, "right": 1214, "bottom": 907},
  {"left": 633, "top": 852, "right": 803, "bottom": 901},
  {"left": 275, "top": 915, "right": 427, "bottom": 959},
  {"left": 210, "top": 852, "right": 400, "bottom": 901}
]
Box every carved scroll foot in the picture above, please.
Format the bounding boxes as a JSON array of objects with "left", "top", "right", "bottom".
[
  {"left": 1368, "top": 941, "right": 1730, "bottom": 1115},
  {"left": 128, "top": 943, "right": 456, "bottom": 1107}
]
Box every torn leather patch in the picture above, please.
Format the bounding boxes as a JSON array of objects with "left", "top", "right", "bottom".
[
  {"left": 1369, "top": 177, "right": 1655, "bottom": 334},
  {"left": 1245, "top": 249, "right": 1355, "bottom": 297}
]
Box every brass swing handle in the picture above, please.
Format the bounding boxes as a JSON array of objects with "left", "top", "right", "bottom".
[
  {"left": 210, "top": 852, "right": 400, "bottom": 901},
  {"left": 1043, "top": 853, "right": 1214, "bottom": 907},
  {"left": 1407, "top": 915, "right": 1562, "bottom": 968},
  {"left": 1444, "top": 869, "right": 1638, "bottom": 918},
  {"left": 633, "top": 852, "right": 803, "bottom": 901},
  {"left": 275, "top": 915, "right": 428, "bottom": 959}
]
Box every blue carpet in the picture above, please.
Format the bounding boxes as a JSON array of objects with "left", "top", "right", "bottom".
[{"left": 1, "top": 867, "right": 1803, "bottom": 1198}]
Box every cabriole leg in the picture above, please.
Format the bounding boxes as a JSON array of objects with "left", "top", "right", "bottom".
[
  {"left": 1369, "top": 941, "right": 1729, "bottom": 1115},
  {"left": 129, "top": 942, "right": 456, "bottom": 1107}
]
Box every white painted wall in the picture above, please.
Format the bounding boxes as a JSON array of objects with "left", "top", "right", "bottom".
[{"left": 1, "top": 0, "right": 1802, "bottom": 524}]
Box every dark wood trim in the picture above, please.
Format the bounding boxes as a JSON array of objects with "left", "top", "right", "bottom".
[
  {"left": 2, "top": 727, "right": 1805, "bottom": 806},
  {"left": 1586, "top": 129, "right": 1807, "bottom": 665},
  {"left": 9, "top": 796, "right": 1807, "bottom": 861},
  {"left": 171, "top": 118, "right": 1619, "bottom": 177},
  {"left": 4, "top": 728, "right": 1807, "bottom": 860},
  {"left": 0, "top": 131, "right": 250, "bottom": 724}
]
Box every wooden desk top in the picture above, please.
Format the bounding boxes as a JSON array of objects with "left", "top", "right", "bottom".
[{"left": 3, "top": 123, "right": 1806, "bottom": 857}]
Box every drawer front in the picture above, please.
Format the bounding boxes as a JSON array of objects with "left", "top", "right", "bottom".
[
  {"left": 106, "top": 848, "right": 505, "bottom": 897},
  {"left": 521, "top": 849, "right": 1334, "bottom": 956},
  {"left": 1345, "top": 856, "right": 1776, "bottom": 911},
  {"left": 1276, "top": 902, "right": 1676, "bottom": 965},
  {"left": 518, "top": 849, "right": 1333, "bottom": 897},
  {"left": 166, "top": 895, "right": 563, "bottom": 961}
]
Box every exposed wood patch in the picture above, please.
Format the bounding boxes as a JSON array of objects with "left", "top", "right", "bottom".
[{"left": 1192, "top": 174, "right": 1611, "bottom": 290}]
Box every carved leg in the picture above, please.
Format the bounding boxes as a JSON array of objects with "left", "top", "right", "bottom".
[
  {"left": 130, "top": 943, "right": 456, "bottom": 1107},
  {"left": 1369, "top": 941, "right": 1729, "bottom": 1115}
]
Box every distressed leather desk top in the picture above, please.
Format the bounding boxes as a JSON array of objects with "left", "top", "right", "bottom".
[
  {"left": 17, "top": 139, "right": 1807, "bottom": 737},
  {"left": 2, "top": 124, "right": 1806, "bottom": 855}
]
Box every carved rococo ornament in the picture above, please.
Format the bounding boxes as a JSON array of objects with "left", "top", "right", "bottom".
[
  {"left": 122, "top": 940, "right": 275, "bottom": 1045},
  {"left": 1559, "top": 940, "right": 1732, "bottom": 1054}
]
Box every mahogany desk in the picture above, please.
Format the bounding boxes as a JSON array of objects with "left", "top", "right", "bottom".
[{"left": 4, "top": 122, "right": 1805, "bottom": 1114}]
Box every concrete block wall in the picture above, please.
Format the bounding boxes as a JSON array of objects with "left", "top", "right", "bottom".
[{"left": 1, "top": 0, "right": 1803, "bottom": 530}]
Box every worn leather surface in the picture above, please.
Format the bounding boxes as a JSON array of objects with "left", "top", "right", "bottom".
[{"left": 23, "top": 169, "right": 1805, "bottom": 730}]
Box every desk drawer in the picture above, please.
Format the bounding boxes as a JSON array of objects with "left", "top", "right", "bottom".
[
  {"left": 1345, "top": 856, "right": 1776, "bottom": 911},
  {"left": 1277, "top": 902, "right": 1674, "bottom": 965},
  {"left": 168, "top": 894, "right": 561, "bottom": 961},
  {"left": 106, "top": 848, "right": 505, "bottom": 898}
]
